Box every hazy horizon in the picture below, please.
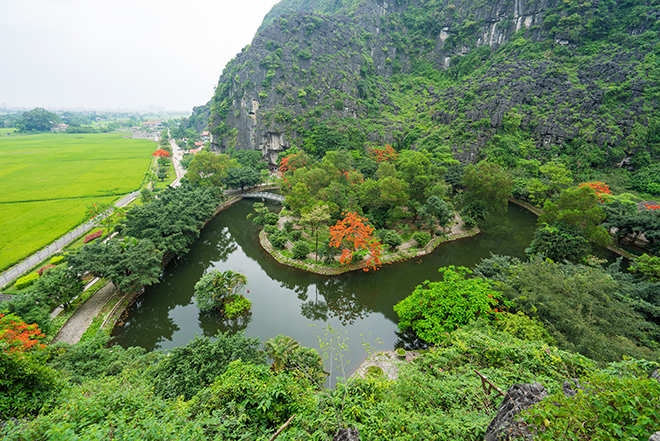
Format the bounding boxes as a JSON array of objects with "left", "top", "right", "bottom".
[{"left": 0, "top": 0, "right": 281, "bottom": 113}]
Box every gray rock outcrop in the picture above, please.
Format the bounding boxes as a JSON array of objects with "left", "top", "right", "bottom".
[
  {"left": 333, "top": 427, "right": 360, "bottom": 441},
  {"left": 484, "top": 382, "right": 548, "bottom": 441}
]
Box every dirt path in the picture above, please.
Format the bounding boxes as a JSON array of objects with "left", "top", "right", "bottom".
[{"left": 52, "top": 282, "right": 117, "bottom": 345}]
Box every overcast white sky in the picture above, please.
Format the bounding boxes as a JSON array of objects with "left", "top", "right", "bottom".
[{"left": 0, "top": 0, "right": 281, "bottom": 113}]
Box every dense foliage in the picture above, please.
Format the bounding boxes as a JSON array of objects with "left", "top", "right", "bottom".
[
  {"left": 476, "top": 256, "right": 660, "bottom": 362},
  {"left": 193, "top": 269, "right": 249, "bottom": 313},
  {"left": 118, "top": 184, "right": 223, "bottom": 256},
  {"left": 394, "top": 266, "right": 502, "bottom": 345},
  {"left": 151, "top": 331, "right": 265, "bottom": 400},
  {"left": 68, "top": 237, "right": 163, "bottom": 294}
]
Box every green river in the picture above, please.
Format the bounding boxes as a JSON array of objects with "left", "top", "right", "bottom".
[{"left": 111, "top": 200, "right": 606, "bottom": 374}]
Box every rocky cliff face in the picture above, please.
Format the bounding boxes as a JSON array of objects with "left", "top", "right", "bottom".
[{"left": 206, "top": 0, "right": 659, "bottom": 166}]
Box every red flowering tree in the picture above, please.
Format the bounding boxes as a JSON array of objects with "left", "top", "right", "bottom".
[
  {"left": 0, "top": 313, "right": 46, "bottom": 353},
  {"left": 279, "top": 151, "right": 311, "bottom": 185},
  {"left": 579, "top": 182, "right": 612, "bottom": 202},
  {"left": 329, "top": 212, "right": 382, "bottom": 271},
  {"left": 152, "top": 149, "right": 170, "bottom": 157},
  {"left": 367, "top": 145, "right": 398, "bottom": 163},
  {"left": 644, "top": 204, "right": 660, "bottom": 210}
]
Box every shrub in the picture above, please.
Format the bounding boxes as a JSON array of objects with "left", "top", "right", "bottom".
[
  {"left": 49, "top": 255, "right": 65, "bottom": 265},
  {"left": 264, "top": 224, "right": 278, "bottom": 235},
  {"left": 493, "top": 311, "right": 555, "bottom": 345},
  {"left": 269, "top": 231, "right": 288, "bottom": 249},
  {"left": 47, "top": 335, "right": 153, "bottom": 384},
  {"left": 292, "top": 241, "right": 311, "bottom": 260},
  {"left": 83, "top": 230, "right": 103, "bottom": 244},
  {"left": 37, "top": 265, "right": 55, "bottom": 276},
  {"left": 412, "top": 232, "right": 431, "bottom": 247},
  {"left": 264, "top": 212, "right": 279, "bottom": 225},
  {"left": 379, "top": 229, "right": 403, "bottom": 251},
  {"left": 290, "top": 230, "right": 303, "bottom": 241},
  {"left": 186, "top": 360, "right": 315, "bottom": 436},
  {"left": 283, "top": 221, "right": 294, "bottom": 232},
  {"left": 14, "top": 273, "right": 39, "bottom": 290},
  {"left": 462, "top": 215, "right": 478, "bottom": 229},
  {"left": 524, "top": 371, "right": 660, "bottom": 440},
  {"left": 366, "top": 365, "right": 384, "bottom": 377},
  {"left": 224, "top": 294, "right": 252, "bottom": 319}
]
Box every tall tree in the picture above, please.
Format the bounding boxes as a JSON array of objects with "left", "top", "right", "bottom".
[
  {"left": 329, "top": 212, "right": 382, "bottom": 271},
  {"left": 301, "top": 202, "right": 331, "bottom": 261},
  {"left": 15, "top": 108, "right": 59, "bottom": 133},
  {"left": 421, "top": 196, "right": 453, "bottom": 231},
  {"left": 224, "top": 166, "right": 261, "bottom": 191},
  {"left": 462, "top": 161, "right": 513, "bottom": 215},
  {"left": 34, "top": 266, "right": 83, "bottom": 309},
  {"left": 186, "top": 152, "right": 234, "bottom": 187},
  {"left": 540, "top": 185, "right": 610, "bottom": 247},
  {"left": 69, "top": 238, "right": 162, "bottom": 294}
]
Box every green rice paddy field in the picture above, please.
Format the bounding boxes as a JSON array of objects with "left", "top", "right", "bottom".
[{"left": 0, "top": 133, "right": 155, "bottom": 270}]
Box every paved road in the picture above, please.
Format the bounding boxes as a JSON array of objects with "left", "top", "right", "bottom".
[
  {"left": 52, "top": 282, "right": 117, "bottom": 345},
  {"left": 169, "top": 132, "right": 186, "bottom": 187}
]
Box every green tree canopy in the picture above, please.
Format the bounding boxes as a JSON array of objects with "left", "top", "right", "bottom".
[
  {"left": 478, "top": 256, "right": 660, "bottom": 362},
  {"left": 527, "top": 222, "right": 591, "bottom": 262},
  {"left": 540, "top": 185, "right": 610, "bottom": 247},
  {"left": 394, "top": 266, "right": 501, "bottom": 345},
  {"left": 151, "top": 331, "right": 265, "bottom": 400},
  {"left": 35, "top": 266, "right": 83, "bottom": 309},
  {"left": 186, "top": 152, "right": 235, "bottom": 187},
  {"left": 119, "top": 185, "right": 222, "bottom": 255},
  {"left": 462, "top": 161, "right": 512, "bottom": 216},
  {"left": 68, "top": 238, "right": 162, "bottom": 294},
  {"left": 15, "top": 108, "right": 59, "bottom": 133},
  {"left": 224, "top": 166, "right": 261, "bottom": 191}
]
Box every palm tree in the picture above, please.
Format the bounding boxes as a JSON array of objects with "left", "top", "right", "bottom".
[{"left": 263, "top": 335, "right": 300, "bottom": 372}]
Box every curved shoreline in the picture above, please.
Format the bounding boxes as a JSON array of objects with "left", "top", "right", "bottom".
[
  {"left": 508, "top": 197, "right": 636, "bottom": 259},
  {"left": 258, "top": 216, "right": 481, "bottom": 276}
]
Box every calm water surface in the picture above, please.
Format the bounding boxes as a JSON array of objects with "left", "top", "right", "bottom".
[{"left": 112, "top": 201, "right": 540, "bottom": 372}]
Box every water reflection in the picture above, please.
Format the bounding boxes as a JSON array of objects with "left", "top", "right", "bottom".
[{"left": 198, "top": 309, "right": 252, "bottom": 336}]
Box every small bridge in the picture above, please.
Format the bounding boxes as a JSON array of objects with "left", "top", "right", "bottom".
[{"left": 243, "top": 191, "right": 286, "bottom": 203}]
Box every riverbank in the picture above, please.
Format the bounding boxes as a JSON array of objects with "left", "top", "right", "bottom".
[
  {"left": 258, "top": 213, "right": 481, "bottom": 276},
  {"left": 47, "top": 184, "right": 281, "bottom": 345},
  {"left": 508, "top": 197, "right": 637, "bottom": 259}
]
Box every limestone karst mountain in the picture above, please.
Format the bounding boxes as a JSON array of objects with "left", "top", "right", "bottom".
[{"left": 193, "top": 0, "right": 659, "bottom": 168}]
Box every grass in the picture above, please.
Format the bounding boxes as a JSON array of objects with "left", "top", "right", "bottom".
[{"left": 0, "top": 132, "right": 155, "bottom": 270}]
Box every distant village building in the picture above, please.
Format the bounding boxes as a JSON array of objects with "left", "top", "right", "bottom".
[
  {"left": 142, "top": 121, "right": 162, "bottom": 130},
  {"left": 189, "top": 147, "right": 203, "bottom": 154},
  {"left": 194, "top": 141, "right": 204, "bottom": 148},
  {"left": 200, "top": 131, "right": 210, "bottom": 142},
  {"left": 51, "top": 124, "right": 68, "bottom": 133}
]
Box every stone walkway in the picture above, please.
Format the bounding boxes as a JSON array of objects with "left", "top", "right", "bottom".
[{"left": 52, "top": 282, "right": 117, "bottom": 345}]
